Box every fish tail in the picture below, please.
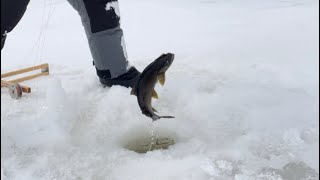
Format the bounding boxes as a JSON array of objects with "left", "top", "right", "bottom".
[
  {"left": 152, "top": 115, "right": 175, "bottom": 121},
  {"left": 159, "top": 116, "right": 175, "bottom": 119}
]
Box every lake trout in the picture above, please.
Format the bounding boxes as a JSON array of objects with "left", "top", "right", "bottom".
[{"left": 131, "top": 53, "right": 175, "bottom": 121}]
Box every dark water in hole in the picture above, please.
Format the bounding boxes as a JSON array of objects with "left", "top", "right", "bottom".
[{"left": 124, "top": 136, "right": 175, "bottom": 154}]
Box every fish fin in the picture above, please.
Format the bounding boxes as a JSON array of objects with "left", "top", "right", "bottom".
[
  {"left": 152, "top": 89, "right": 159, "bottom": 99},
  {"left": 152, "top": 107, "right": 158, "bottom": 113},
  {"left": 158, "top": 73, "right": 166, "bottom": 86},
  {"left": 130, "top": 88, "right": 137, "bottom": 96},
  {"left": 160, "top": 116, "right": 175, "bottom": 119}
]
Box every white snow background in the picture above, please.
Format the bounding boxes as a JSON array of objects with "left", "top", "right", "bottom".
[{"left": 1, "top": 0, "right": 319, "bottom": 179}]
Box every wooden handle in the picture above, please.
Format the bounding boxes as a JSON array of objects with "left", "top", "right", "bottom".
[
  {"left": 8, "top": 72, "right": 49, "bottom": 84},
  {"left": 1, "top": 80, "right": 31, "bottom": 93},
  {"left": 1, "top": 63, "right": 49, "bottom": 78},
  {"left": 21, "top": 86, "right": 31, "bottom": 93},
  {"left": 1, "top": 80, "right": 7, "bottom": 87}
]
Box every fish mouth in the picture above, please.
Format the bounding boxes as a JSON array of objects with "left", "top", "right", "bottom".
[
  {"left": 163, "top": 53, "right": 174, "bottom": 65},
  {"left": 167, "top": 53, "right": 174, "bottom": 66},
  {"left": 157, "top": 53, "right": 175, "bottom": 73}
]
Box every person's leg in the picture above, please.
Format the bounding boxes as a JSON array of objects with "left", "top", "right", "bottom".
[
  {"left": 1, "top": 0, "right": 30, "bottom": 50},
  {"left": 1, "top": 34, "right": 7, "bottom": 50},
  {"left": 66, "top": 0, "right": 131, "bottom": 79}
]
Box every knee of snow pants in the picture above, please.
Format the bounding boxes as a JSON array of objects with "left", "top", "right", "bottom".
[
  {"left": 1, "top": 0, "right": 30, "bottom": 50},
  {"left": 67, "top": 0, "right": 129, "bottom": 78}
]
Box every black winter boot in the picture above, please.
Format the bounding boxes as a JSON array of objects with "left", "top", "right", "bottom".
[{"left": 98, "top": 67, "right": 140, "bottom": 88}]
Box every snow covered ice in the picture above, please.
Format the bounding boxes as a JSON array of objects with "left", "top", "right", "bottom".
[{"left": 1, "top": 0, "right": 319, "bottom": 179}]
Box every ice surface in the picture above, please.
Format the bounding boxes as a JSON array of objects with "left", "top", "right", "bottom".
[{"left": 1, "top": 0, "right": 318, "bottom": 179}]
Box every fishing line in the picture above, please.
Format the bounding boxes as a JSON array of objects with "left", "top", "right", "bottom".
[
  {"left": 23, "top": 0, "right": 48, "bottom": 62},
  {"left": 33, "top": 0, "right": 56, "bottom": 106}
]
